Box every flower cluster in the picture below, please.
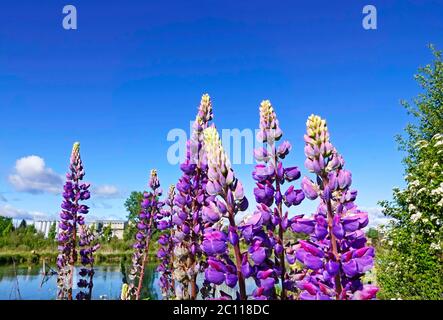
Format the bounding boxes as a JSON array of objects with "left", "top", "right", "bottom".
[
  {"left": 57, "top": 94, "right": 378, "bottom": 301},
  {"left": 290, "top": 115, "right": 378, "bottom": 300},
  {"left": 56, "top": 142, "right": 94, "bottom": 300},
  {"left": 172, "top": 94, "right": 213, "bottom": 299},
  {"left": 201, "top": 126, "right": 249, "bottom": 300},
  {"left": 241, "top": 100, "right": 304, "bottom": 300},
  {"left": 128, "top": 169, "right": 164, "bottom": 300},
  {"left": 157, "top": 184, "right": 176, "bottom": 299}
]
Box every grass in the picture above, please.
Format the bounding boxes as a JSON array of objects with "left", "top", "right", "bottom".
[{"left": 0, "top": 250, "right": 158, "bottom": 266}]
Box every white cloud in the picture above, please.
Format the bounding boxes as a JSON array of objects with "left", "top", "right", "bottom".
[
  {"left": 87, "top": 214, "right": 123, "bottom": 221},
  {"left": 0, "top": 204, "right": 51, "bottom": 220},
  {"left": 8, "top": 155, "right": 63, "bottom": 194},
  {"left": 362, "top": 206, "right": 392, "bottom": 228},
  {"left": 93, "top": 184, "right": 120, "bottom": 198}
]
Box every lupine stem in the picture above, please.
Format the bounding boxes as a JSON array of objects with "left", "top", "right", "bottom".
[
  {"left": 226, "top": 204, "right": 247, "bottom": 300},
  {"left": 190, "top": 169, "right": 201, "bottom": 300},
  {"left": 68, "top": 223, "right": 76, "bottom": 300},
  {"left": 323, "top": 187, "right": 343, "bottom": 298},
  {"left": 273, "top": 151, "right": 287, "bottom": 300}
]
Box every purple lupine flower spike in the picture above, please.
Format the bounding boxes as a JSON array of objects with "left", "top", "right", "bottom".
[
  {"left": 56, "top": 142, "right": 96, "bottom": 300},
  {"left": 243, "top": 100, "right": 304, "bottom": 300},
  {"left": 156, "top": 184, "right": 176, "bottom": 299},
  {"left": 172, "top": 94, "right": 214, "bottom": 300},
  {"left": 292, "top": 115, "right": 378, "bottom": 300},
  {"left": 128, "top": 169, "right": 164, "bottom": 300},
  {"left": 202, "top": 126, "right": 249, "bottom": 300}
]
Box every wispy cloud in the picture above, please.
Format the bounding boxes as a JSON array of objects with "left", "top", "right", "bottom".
[
  {"left": 92, "top": 184, "right": 121, "bottom": 199},
  {"left": 87, "top": 213, "right": 125, "bottom": 221},
  {"left": 8, "top": 155, "right": 63, "bottom": 194},
  {"left": 362, "top": 206, "right": 392, "bottom": 228},
  {"left": 0, "top": 204, "right": 52, "bottom": 220}
]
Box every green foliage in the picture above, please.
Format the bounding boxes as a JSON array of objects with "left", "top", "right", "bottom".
[
  {"left": 18, "top": 219, "right": 27, "bottom": 229},
  {"left": 0, "top": 226, "right": 57, "bottom": 252},
  {"left": 0, "top": 216, "right": 14, "bottom": 237},
  {"left": 123, "top": 191, "right": 143, "bottom": 241},
  {"left": 366, "top": 228, "right": 381, "bottom": 247},
  {"left": 47, "top": 222, "right": 57, "bottom": 240},
  {"left": 378, "top": 46, "right": 443, "bottom": 300},
  {"left": 101, "top": 224, "right": 113, "bottom": 243}
]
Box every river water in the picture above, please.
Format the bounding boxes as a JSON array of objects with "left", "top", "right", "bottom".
[
  {"left": 0, "top": 264, "right": 161, "bottom": 300},
  {"left": 0, "top": 262, "right": 261, "bottom": 300}
]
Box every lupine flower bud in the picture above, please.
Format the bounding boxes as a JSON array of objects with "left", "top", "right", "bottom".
[{"left": 257, "top": 100, "right": 283, "bottom": 142}]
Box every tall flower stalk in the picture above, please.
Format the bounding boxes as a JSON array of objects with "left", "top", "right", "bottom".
[
  {"left": 128, "top": 169, "right": 164, "bottom": 300},
  {"left": 157, "top": 185, "right": 176, "bottom": 299},
  {"left": 291, "top": 115, "right": 378, "bottom": 299},
  {"left": 172, "top": 94, "right": 213, "bottom": 299},
  {"left": 242, "top": 100, "right": 304, "bottom": 300},
  {"left": 56, "top": 142, "right": 94, "bottom": 300},
  {"left": 201, "top": 126, "right": 249, "bottom": 300}
]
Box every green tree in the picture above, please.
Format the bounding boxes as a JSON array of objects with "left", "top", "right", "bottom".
[
  {"left": 47, "top": 222, "right": 57, "bottom": 240},
  {"left": 0, "top": 216, "right": 14, "bottom": 237},
  {"left": 377, "top": 46, "right": 443, "bottom": 300},
  {"left": 101, "top": 224, "right": 113, "bottom": 243},
  {"left": 123, "top": 191, "right": 143, "bottom": 241},
  {"left": 18, "top": 219, "right": 27, "bottom": 230},
  {"left": 366, "top": 227, "right": 380, "bottom": 247}
]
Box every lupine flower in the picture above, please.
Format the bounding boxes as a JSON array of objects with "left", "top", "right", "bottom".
[
  {"left": 291, "top": 115, "right": 378, "bottom": 300},
  {"left": 172, "top": 94, "right": 214, "bottom": 299},
  {"left": 56, "top": 142, "right": 96, "bottom": 300},
  {"left": 201, "top": 125, "right": 249, "bottom": 300},
  {"left": 241, "top": 100, "right": 304, "bottom": 300},
  {"left": 156, "top": 185, "right": 176, "bottom": 299},
  {"left": 128, "top": 169, "right": 164, "bottom": 300}
]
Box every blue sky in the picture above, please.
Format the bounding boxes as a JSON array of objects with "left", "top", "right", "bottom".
[{"left": 0, "top": 0, "right": 442, "bottom": 225}]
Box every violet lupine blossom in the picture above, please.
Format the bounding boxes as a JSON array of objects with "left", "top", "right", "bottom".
[
  {"left": 56, "top": 142, "right": 93, "bottom": 300},
  {"left": 156, "top": 184, "right": 176, "bottom": 299},
  {"left": 201, "top": 125, "right": 249, "bottom": 300},
  {"left": 290, "top": 115, "right": 378, "bottom": 300},
  {"left": 172, "top": 94, "right": 213, "bottom": 300},
  {"left": 76, "top": 224, "right": 100, "bottom": 300},
  {"left": 128, "top": 169, "right": 164, "bottom": 300},
  {"left": 242, "top": 100, "right": 304, "bottom": 300}
]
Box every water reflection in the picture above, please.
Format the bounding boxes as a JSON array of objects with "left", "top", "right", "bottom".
[{"left": 0, "top": 264, "right": 160, "bottom": 300}]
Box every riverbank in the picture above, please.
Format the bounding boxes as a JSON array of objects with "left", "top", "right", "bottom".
[{"left": 0, "top": 250, "right": 158, "bottom": 265}]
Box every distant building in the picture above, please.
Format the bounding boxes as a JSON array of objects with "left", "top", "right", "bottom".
[
  {"left": 89, "top": 220, "right": 127, "bottom": 239},
  {"left": 34, "top": 220, "right": 58, "bottom": 238},
  {"left": 33, "top": 219, "right": 127, "bottom": 240}
]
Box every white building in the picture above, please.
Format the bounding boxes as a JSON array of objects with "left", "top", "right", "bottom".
[
  {"left": 34, "top": 220, "right": 58, "bottom": 238},
  {"left": 89, "top": 220, "right": 127, "bottom": 239},
  {"left": 33, "top": 219, "right": 127, "bottom": 240}
]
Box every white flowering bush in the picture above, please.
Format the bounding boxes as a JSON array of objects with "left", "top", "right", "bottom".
[{"left": 377, "top": 46, "right": 443, "bottom": 300}]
